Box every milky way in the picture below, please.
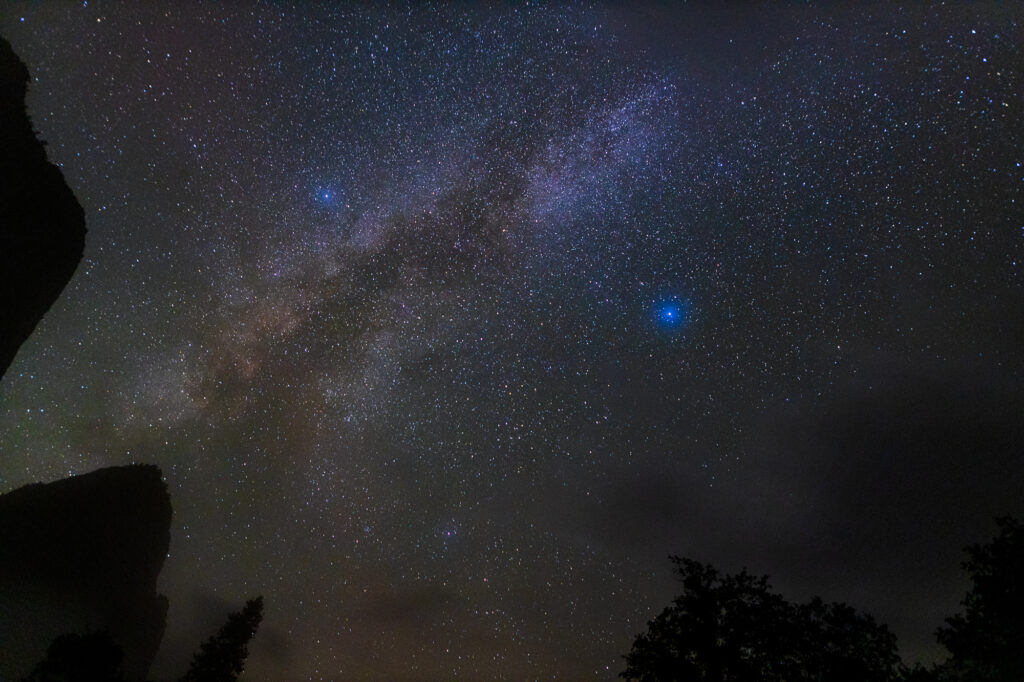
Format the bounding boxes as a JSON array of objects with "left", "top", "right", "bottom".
[{"left": 2, "top": 3, "right": 1023, "bottom": 679}]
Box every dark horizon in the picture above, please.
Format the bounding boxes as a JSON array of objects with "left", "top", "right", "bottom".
[{"left": 1, "top": 3, "right": 1022, "bottom": 679}]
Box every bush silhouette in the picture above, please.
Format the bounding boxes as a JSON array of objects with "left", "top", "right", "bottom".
[{"left": 21, "top": 631, "right": 124, "bottom": 682}]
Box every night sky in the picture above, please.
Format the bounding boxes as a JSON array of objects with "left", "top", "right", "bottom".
[{"left": 2, "top": 2, "right": 1023, "bottom": 680}]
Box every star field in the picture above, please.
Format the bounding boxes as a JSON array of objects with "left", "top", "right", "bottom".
[{"left": 1, "top": 3, "right": 1023, "bottom": 680}]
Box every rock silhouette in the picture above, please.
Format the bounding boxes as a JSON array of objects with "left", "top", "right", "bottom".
[
  {"left": 0, "top": 35, "right": 86, "bottom": 380},
  {"left": 0, "top": 465, "right": 172, "bottom": 681}
]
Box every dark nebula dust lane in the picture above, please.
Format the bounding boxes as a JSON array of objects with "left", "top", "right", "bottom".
[{"left": 1, "top": 3, "right": 1022, "bottom": 679}]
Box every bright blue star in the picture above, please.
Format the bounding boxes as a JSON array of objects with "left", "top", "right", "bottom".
[
  {"left": 654, "top": 299, "right": 690, "bottom": 330},
  {"left": 314, "top": 186, "right": 339, "bottom": 207}
]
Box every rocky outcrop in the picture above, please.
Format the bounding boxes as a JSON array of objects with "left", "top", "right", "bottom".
[
  {"left": 0, "top": 36, "right": 86, "bottom": 380},
  {"left": 0, "top": 465, "right": 172, "bottom": 680}
]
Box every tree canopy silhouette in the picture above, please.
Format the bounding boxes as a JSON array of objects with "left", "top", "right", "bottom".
[
  {"left": 933, "top": 517, "right": 1024, "bottom": 681},
  {"left": 21, "top": 631, "right": 124, "bottom": 682},
  {"left": 179, "top": 596, "right": 263, "bottom": 682},
  {"left": 621, "top": 556, "right": 901, "bottom": 682}
]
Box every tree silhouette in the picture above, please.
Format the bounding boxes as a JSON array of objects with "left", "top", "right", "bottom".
[
  {"left": 790, "top": 597, "right": 903, "bottom": 682},
  {"left": 621, "top": 556, "right": 901, "bottom": 681},
  {"left": 179, "top": 596, "right": 263, "bottom": 682},
  {"left": 935, "top": 517, "right": 1024, "bottom": 681},
  {"left": 21, "top": 631, "right": 124, "bottom": 682}
]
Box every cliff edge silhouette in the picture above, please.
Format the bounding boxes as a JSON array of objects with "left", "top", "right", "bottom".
[
  {"left": 0, "top": 465, "right": 172, "bottom": 681},
  {"left": 0, "top": 35, "right": 86, "bottom": 380}
]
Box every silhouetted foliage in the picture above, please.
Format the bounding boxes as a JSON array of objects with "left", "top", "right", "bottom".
[
  {"left": 791, "top": 596, "right": 903, "bottom": 681},
  {"left": 899, "top": 664, "right": 945, "bottom": 682},
  {"left": 934, "top": 517, "right": 1024, "bottom": 681},
  {"left": 21, "top": 631, "right": 124, "bottom": 682},
  {"left": 621, "top": 556, "right": 901, "bottom": 681},
  {"left": 180, "top": 596, "right": 264, "bottom": 682}
]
